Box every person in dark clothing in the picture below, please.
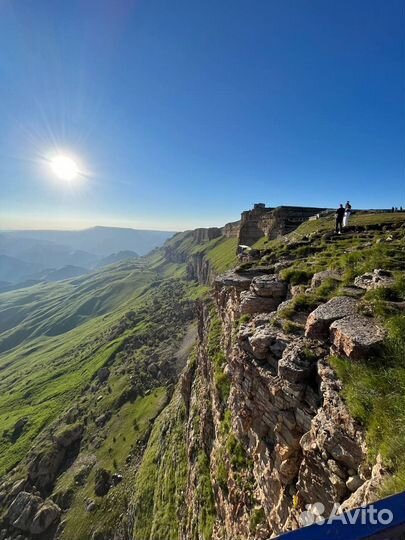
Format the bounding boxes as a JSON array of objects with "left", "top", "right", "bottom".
[{"left": 335, "top": 204, "right": 345, "bottom": 234}]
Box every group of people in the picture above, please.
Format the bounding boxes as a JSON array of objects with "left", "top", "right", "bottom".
[{"left": 335, "top": 201, "right": 351, "bottom": 234}]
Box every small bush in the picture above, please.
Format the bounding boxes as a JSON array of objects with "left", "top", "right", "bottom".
[
  {"left": 280, "top": 268, "right": 313, "bottom": 286},
  {"left": 250, "top": 507, "right": 266, "bottom": 532}
]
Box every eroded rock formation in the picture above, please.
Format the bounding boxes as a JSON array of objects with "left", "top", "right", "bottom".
[{"left": 177, "top": 266, "right": 386, "bottom": 539}]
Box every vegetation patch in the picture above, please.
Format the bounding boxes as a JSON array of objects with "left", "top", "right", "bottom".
[{"left": 330, "top": 315, "right": 405, "bottom": 495}]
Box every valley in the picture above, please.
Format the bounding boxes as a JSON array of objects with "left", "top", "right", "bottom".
[{"left": 0, "top": 208, "right": 404, "bottom": 540}]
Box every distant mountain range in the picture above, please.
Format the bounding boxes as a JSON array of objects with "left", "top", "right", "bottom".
[{"left": 0, "top": 226, "right": 173, "bottom": 289}]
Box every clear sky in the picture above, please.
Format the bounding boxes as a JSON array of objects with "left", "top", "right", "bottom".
[{"left": 0, "top": 0, "right": 403, "bottom": 231}]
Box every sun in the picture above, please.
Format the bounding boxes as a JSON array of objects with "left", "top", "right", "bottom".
[{"left": 50, "top": 155, "right": 79, "bottom": 181}]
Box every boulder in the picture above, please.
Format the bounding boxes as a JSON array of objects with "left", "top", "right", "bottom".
[
  {"left": 97, "top": 367, "right": 110, "bottom": 383},
  {"left": 346, "top": 475, "right": 363, "bottom": 492},
  {"left": 330, "top": 315, "right": 386, "bottom": 359},
  {"left": 30, "top": 500, "right": 61, "bottom": 535},
  {"left": 7, "top": 492, "right": 60, "bottom": 535},
  {"left": 278, "top": 338, "right": 324, "bottom": 384},
  {"left": 7, "top": 491, "right": 42, "bottom": 532},
  {"left": 9, "top": 479, "right": 28, "bottom": 499},
  {"left": 240, "top": 291, "right": 282, "bottom": 315},
  {"left": 354, "top": 269, "right": 395, "bottom": 291},
  {"left": 250, "top": 274, "right": 287, "bottom": 299},
  {"left": 310, "top": 270, "right": 341, "bottom": 289},
  {"left": 305, "top": 297, "right": 358, "bottom": 340},
  {"left": 28, "top": 445, "right": 65, "bottom": 490},
  {"left": 54, "top": 423, "right": 83, "bottom": 448},
  {"left": 339, "top": 456, "right": 386, "bottom": 512},
  {"left": 94, "top": 468, "right": 111, "bottom": 497},
  {"left": 246, "top": 327, "right": 290, "bottom": 360},
  {"left": 215, "top": 271, "right": 252, "bottom": 292}
]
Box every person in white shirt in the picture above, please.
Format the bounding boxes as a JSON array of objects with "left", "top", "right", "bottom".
[{"left": 343, "top": 201, "right": 352, "bottom": 227}]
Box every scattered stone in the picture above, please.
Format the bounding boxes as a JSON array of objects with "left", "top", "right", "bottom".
[
  {"left": 86, "top": 499, "right": 96, "bottom": 512},
  {"left": 240, "top": 291, "right": 282, "bottom": 315},
  {"left": 95, "top": 413, "right": 110, "bottom": 428},
  {"left": 250, "top": 274, "right": 287, "bottom": 299},
  {"left": 330, "top": 315, "right": 386, "bottom": 359},
  {"left": 346, "top": 475, "right": 363, "bottom": 492},
  {"left": 7, "top": 492, "right": 60, "bottom": 535},
  {"left": 339, "top": 456, "right": 386, "bottom": 512},
  {"left": 242, "top": 326, "right": 290, "bottom": 360},
  {"left": 278, "top": 338, "right": 324, "bottom": 384},
  {"left": 305, "top": 296, "right": 358, "bottom": 340},
  {"left": 30, "top": 500, "right": 61, "bottom": 535},
  {"left": 310, "top": 270, "right": 341, "bottom": 289},
  {"left": 354, "top": 268, "right": 395, "bottom": 291},
  {"left": 94, "top": 468, "right": 111, "bottom": 497},
  {"left": 97, "top": 367, "right": 110, "bottom": 383}
]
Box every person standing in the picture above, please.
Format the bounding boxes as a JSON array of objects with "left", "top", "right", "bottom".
[
  {"left": 343, "top": 201, "right": 352, "bottom": 227},
  {"left": 335, "top": 204, "right": 345, "bottom": 234}
]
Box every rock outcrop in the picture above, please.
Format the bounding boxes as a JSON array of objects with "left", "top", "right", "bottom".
[
  {"left": 354, "top": 269, "right": 395, "bottom": 291},
  {"left": 330, "top": 316, "right": 386, "bottom": 359},
  {"left": 7, "top": 491, "right": 61, "bottom": 535},
  {"left": 305, "top": 296, "right": 358, "bottom": 340},
  {"left": 177, "top": 267, "right": 385, "bottom": 539},
  {"left": 239, "top": 205, "right": 327, "bottom": 245}
]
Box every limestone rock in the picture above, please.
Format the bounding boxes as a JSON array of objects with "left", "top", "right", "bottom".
[
  {"left": 310, "top": 270, "right": 341, "bottom": 289},
  {"left": 250, "top": 274, "right": 287, "bottom": 299},
  {"left": 7, "top": 492, "right": 60, "bottom": 535},
  {"left": 330, "top": 315, "right": 386, "bottom": 359},
  {"left": 241, "top": 325, "right": 290, "bottom": 360},
  {"left": 215, "top": 271, "right": 251, "bottom": 292},
  {"left": 30, "top": 500, "right": 61, "bottom": 535},
  {"left": 240, "top": 291, "right": 282, "bottom": 315},
  {"left": 354, "top": 269, "right": 395, "bottom": 291},
  {"left": 346, "top": 475, "right": 363, "bottom": 492},
  {"left": 339, "top": 456, "right": 386, "bottom": 512},
  {"left": 28, "top": 446, "right": 65, "bottom": 490},
  {"left": 7, "top": 491, "right": 42, "bottom": 532},
  {"left": 54, "top": 423, "right": 83, "bottom": 448},
  {"left": 305, "top": 296, "right": 358, "bottom": 340},
  {"left": 278, "top": 338, "right": 324, "bottom": 384}
]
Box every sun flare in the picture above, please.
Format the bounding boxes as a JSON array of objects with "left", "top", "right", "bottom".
[{"left": 50, "top": 155, "right": 79, "bottom": 181}]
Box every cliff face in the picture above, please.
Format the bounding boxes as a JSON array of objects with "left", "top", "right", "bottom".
[
  {"left": 174, "top": 269, "right": 385, "bottom": 539},
  {"left": 239, "top": 206, "right": 327, "bottom": 245}
]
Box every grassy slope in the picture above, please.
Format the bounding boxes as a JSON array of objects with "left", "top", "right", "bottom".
[
  {"left": 132, "top": 387, "right": 188, "bottom": 540},
  {"left": 59, "top": 388, "right": 168, "bottom": 540},
  {"left": 0, "top": 261, "right": 156, "bottom": 476}
]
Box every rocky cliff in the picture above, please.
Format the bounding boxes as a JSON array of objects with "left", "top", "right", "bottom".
[
  {"left": 239, "top": 205, "right": 327, "bottom": 246},
  {"left": 169, "top": 267, "right": 387, "bottom": 539}
]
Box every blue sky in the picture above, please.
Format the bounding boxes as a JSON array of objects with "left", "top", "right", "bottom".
[{"left": 0, "top": 0, "right": 403, "bottom": 230}]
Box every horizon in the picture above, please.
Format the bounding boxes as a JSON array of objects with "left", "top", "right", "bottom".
[
  {"left": 1, "top": 0, "right": 403, "bottom": 230},
  {"left": 1, "top": 202, "right": 403, "bottom": 234}
]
